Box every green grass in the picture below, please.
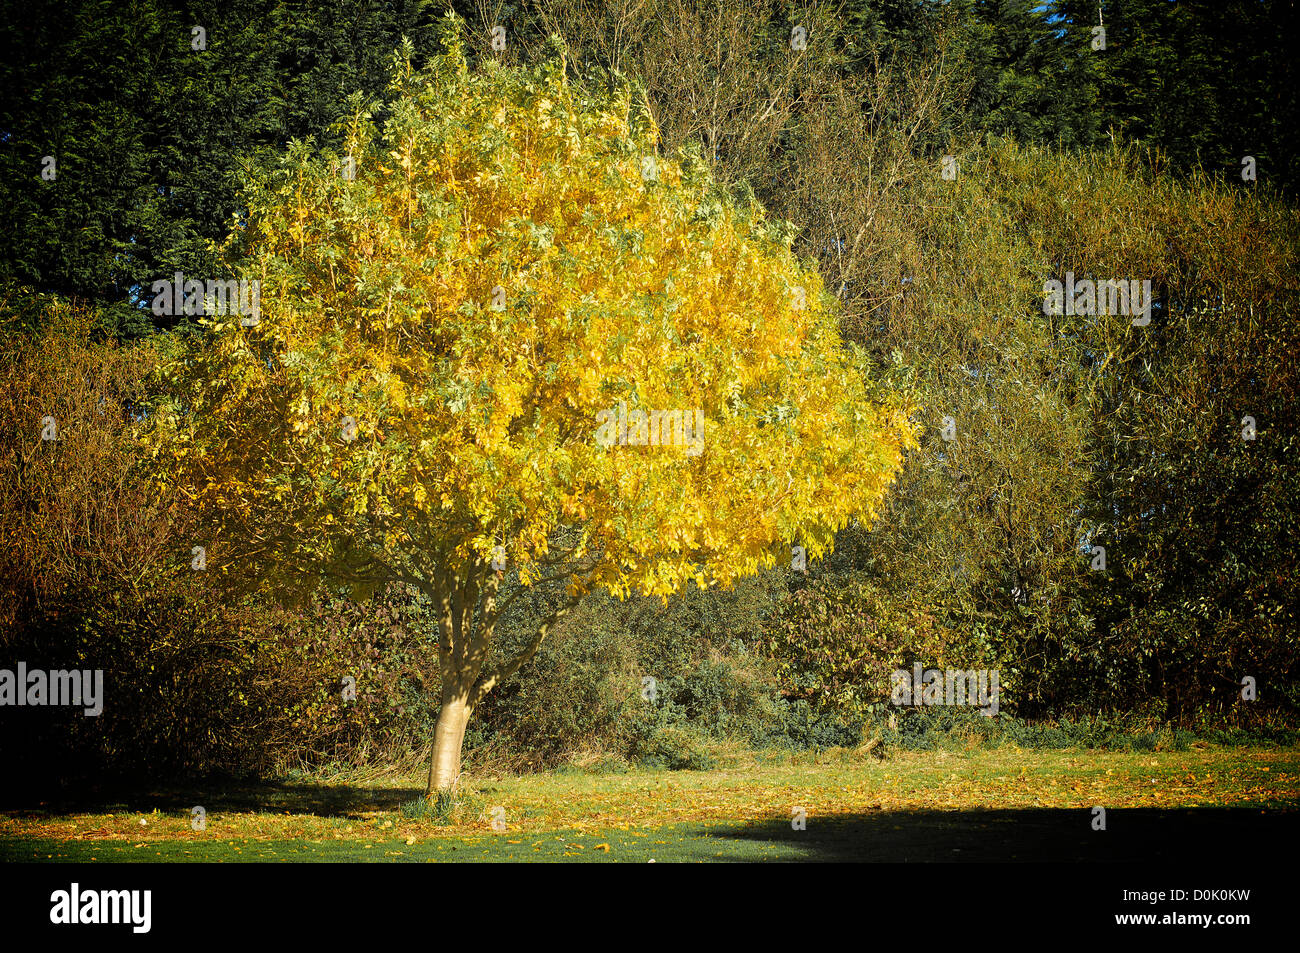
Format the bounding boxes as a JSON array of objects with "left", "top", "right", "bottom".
[
  {"left": 3, "top": 746, "right": 1297, "bottom": 862},
  {"left": 1, "top": 827, "right": 771, "bottom": 862}
]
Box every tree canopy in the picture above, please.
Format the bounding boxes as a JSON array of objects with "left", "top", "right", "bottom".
[{"left": 159, "top": 32, "right": 916, "bottom": 601}]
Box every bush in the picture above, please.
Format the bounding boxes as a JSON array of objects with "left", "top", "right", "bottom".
[{"left": 0, "top": 293, "right": 445, "bottom": 789}]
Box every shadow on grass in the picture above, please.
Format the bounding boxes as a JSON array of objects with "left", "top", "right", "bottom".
[
  {"left": 0, "top": 780, "right": 422, "bottom": 820},
  {"left": 6, "top": 776, "right": 1298, "bottom": 863},
  {"left": 701, "top": 807, "right": 1300, "bottom": 862}
]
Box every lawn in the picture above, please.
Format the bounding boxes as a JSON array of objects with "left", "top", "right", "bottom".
[{"left": 3, "top": 746, "right": 1297, "bottom": 862}]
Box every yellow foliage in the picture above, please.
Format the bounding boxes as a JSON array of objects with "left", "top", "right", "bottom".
[{"left": 170, "top": 42, "right": 918, "bottom": 600}]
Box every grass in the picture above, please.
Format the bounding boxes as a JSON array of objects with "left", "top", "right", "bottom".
[{"left": 3, "top": 745, "right": 1297, "bottom": 862}]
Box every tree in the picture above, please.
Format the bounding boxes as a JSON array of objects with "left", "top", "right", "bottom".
[
  {"left": 0, "top": 0, "right": 443, "bottom": 333},
  {"left": 154, "top": 20, "right": 918, "bottom": 797},
  {"left": 811, "top": 134, "right": 1300, "bottom": 722}
]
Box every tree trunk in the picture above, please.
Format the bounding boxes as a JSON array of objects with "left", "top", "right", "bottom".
[
  {"left": 426, "top": 686, "right": 472, "bottom": 797},
  {"left": 421, "top": 570, "right": 572, "bottom": 798}
]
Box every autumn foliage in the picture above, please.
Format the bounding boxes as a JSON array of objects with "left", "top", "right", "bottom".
[{"left": 155, "top": 40, "right": 916, "bottom": 604}]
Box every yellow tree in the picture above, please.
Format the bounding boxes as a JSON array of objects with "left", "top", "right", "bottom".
[{"left": 155, "top": 24, "right": 918, "bottom": 797}]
